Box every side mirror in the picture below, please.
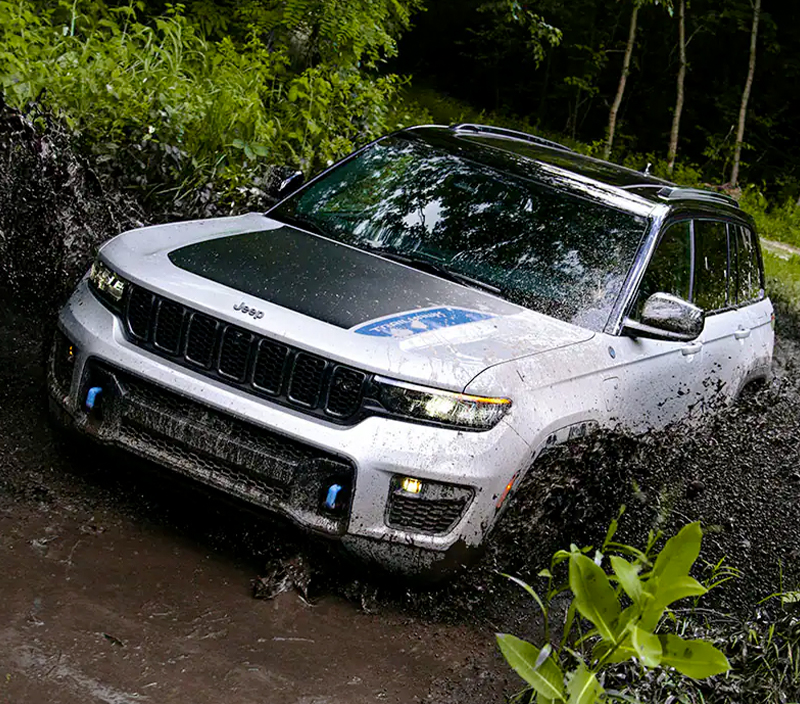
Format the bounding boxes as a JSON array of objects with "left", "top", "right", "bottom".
[
  {"left": 622, "top": 292, "right": 705, "bottom": 342},
  {"left": 265, "top": 166, "right": 305, "bottom": 204},
  {"left": 278, "top": 170, "right": 305, "bottom": 196}
]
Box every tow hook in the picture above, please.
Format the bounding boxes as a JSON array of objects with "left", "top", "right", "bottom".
[{"left": 85, "top": 386, "right": 103, "bottom": 411}]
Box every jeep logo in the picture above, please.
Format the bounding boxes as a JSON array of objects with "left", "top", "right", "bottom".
[{"left": 233, "top": 301, "right": 264, "bottom": 319}]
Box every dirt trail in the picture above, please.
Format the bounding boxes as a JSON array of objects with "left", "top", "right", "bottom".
[{"left": 0, "top": 308, "right": 512, "bottom": 704}]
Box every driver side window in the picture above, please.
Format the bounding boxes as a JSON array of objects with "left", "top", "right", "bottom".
[{"left": 633, "top": 221, "right": 692, "bottom": 319}]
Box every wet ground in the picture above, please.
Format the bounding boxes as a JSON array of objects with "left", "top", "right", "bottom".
[{"left": 1, "top": 303, "right": 799, "bottom": 703}]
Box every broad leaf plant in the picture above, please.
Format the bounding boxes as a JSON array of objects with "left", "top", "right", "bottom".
[{"left": 497, "top": 514, "right": 730, "bottom": 703}]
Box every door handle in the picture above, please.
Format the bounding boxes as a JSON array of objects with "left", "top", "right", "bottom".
[
  {"left": 734, "top": 328, "right": 751, "bottom": 340},
  {"left": 681, "top": 342, "right": 703, "bottom": 356}
]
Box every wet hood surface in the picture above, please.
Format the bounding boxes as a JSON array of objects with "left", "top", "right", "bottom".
[
  {"left": 101, "top": 214, "right": 595, "bottom": 389},
  {"left": 168, "top": 225, "right": 519, "bottom": 329}
]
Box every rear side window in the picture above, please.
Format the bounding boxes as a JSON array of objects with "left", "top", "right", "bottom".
[
  {"left": 693, "top": 220, "right": 730, "bottom": 311},
  {"left": 633, "top": 221, "right": 692, "bottom": 317},
  {"left": 733, "top": 225, "right": 762, "bottom": 303}
]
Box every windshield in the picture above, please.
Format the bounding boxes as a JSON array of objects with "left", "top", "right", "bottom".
[{"left": 271, "top": 134, "right": 650, "bottom": 330}]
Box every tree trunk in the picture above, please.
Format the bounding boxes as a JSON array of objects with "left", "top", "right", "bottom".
[
  {"left": 604, "top": 2, "right": 640, "bottom": 160},
  {"left": 667, "top": 0, "right": 687, "bottom": 175},
  {"left": 730, "top": 0, "right": 761, "bottom": 187}
]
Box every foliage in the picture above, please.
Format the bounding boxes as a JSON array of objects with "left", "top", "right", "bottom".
[
  {"left": 497, "top": 516, "right": 730, "bottom": 703},
  {"left": 0, "top": 0, "right": 414, "bottom": 216},
  {"left": 740, "top": 187, "right": 800, "bottom": 250},
  {"left": 477, "top": 0, "right": 563, "bottom": 67},
  {"left": 181, "top": 0, "right": 424, "bottom": 67}
]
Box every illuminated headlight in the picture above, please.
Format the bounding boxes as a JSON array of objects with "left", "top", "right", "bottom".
[
  {"left": 374, "top": 376, "right": 511, "bottom": 430},
  {"left": 88, "top": 260, "right": 127, "bottom": 309}
]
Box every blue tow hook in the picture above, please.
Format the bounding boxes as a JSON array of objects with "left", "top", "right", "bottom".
[
  {"left": 324, "top": 484, "right": 343, "bottom": 510},
  {"left": 85, "top": 386, "right": 103, "bottom": 410}
]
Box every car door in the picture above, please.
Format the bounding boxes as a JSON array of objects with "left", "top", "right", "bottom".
[
  {"left": 611, "top": 220, "right": 709, "bottom": 432},
  {"left": 731, "top": 223, "right": 774, "bottom": 384},
  {"left": 692, "top": 219, "right": 754, "bottom": 407}
]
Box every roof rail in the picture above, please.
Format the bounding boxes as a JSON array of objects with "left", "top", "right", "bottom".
[
  {"left": 451, "top": 123, "right": 573, "bottom": 152},
  {"left": 656, "top": 186, "right": 740, "bottom": 208}
]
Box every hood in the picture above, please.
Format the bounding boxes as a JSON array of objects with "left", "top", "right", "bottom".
[{"left": 100, "top": 214, "right": 595, "bottom": 390}]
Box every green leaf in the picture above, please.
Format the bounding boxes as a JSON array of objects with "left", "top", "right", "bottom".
[
  {"left": 602, "top": 505, "right": 625, "bottom": 550},
  {"left": 503, "top": 573, "right": 548, "bottom": 622},
  {"left": 569, "top": 554, "right": 621, "bottom": 642},
  {"left": 611, "top": 556, "right": 643, "bottom": 604},
  {"left": 496, "top": 634, "right": 566, "bottom": 702},
  {"left": 631, "top": 626, "right": 662, "bottom": 668},
  {"left": 566, "top": 663, "right": 604, "bottom": 704},
  {"left": 655, "top": 575, "right": 708, "bottom": 607},
  {"left": 658, "top": 634, "right": 730, "bottom": 679},
  {"left": 651, "top": 522, "right": 703, "bottom": 585},
  {"left": 593, "top": 638, "right": 636, "bottom": 665},
  {"left": 614, "top": 603, "right": 639, "bottom": 636}
]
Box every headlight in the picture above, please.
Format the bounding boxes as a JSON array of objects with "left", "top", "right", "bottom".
[
  {"left": 374, "top": 376, "right": 511, "bottom": 430},
  {"left": 88, "top": 260, "right": 127, "bottom": 309}
]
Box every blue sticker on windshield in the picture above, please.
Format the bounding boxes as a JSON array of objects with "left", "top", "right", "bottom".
[{"left": 353, "top": 307, "right": 495, "bottom": 338}]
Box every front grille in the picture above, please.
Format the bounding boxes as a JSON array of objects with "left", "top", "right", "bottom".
[
  {"left": 120, "top": 421, "right": 290, "bottom": 505},
  {"left": 121, "top": 284, "right": 369, "bottom": 423},
  {"left": 83, "top": 362, "right": 355, "bottom": 533},
  {"left": 386, "top": 479, "right": 473, "bottom": 536}
]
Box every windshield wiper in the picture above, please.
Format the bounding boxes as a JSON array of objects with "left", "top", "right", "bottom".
[{"left": 370, "top": 250, "right": 503, "bottom": 296}]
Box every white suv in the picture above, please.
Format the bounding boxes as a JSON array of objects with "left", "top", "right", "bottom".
[{"left": 48, "top": 124, "right": 774, "bottom": 576}]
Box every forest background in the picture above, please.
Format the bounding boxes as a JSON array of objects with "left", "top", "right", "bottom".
[{"left": 0, "top": 0, "right": 798, "bottom": 292}]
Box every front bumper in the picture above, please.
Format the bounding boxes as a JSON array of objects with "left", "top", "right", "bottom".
[{"left": 49, "top": 281, "right": 533, "bottom": 573}]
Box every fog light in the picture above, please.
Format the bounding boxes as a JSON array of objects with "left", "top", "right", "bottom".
[{"left": 400, "top": 477, "right": 423, "bottom": 494}]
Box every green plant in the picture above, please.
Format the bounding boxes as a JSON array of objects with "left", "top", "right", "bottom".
[
  {"left": 0, "top": 0, "right": 410, "bottom": 217},
  {"left": 497, "top": 514, "right": 730, "bottom": 703}
]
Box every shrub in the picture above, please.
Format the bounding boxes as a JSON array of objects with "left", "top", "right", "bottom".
[
  {"left": 497, "top": 516, "right": 730, "bottom": 703},
  {"left": 0, "top": 1, "right": 407, "bottom": 216}
]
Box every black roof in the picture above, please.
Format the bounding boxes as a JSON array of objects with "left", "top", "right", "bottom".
[{"left": 406, "top": 124, "right": 739, "bottom": 210}]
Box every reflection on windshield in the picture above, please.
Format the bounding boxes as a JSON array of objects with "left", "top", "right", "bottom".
[{"left": 272, "top": 135, "right": 649, "bottom": 330}]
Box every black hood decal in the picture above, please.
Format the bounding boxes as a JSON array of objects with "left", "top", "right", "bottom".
[{"left": 168, "top": 226, "right": 518, "bottom": 329}]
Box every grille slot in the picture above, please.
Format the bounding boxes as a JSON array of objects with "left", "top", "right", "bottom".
[
  {"left": 387, "top": 495, "right": 469, "bottom": 535},
  {"left": 219, "top": 326, "right": 252, "bottom": 381},
  {"left": 288, "top": 354, "right": 327, "bottom": 407},
  {"left": 185, "top": 313, "right": 218, "bottom": 368},
  {"left": 327, "top": 367, "right": 366, "bottom": 417},
  {"left": 253, "top": 339, "right": 289, "bottom": 395},
  {"left": 122, "top": 284, "right": 369, "bottom": 422},
  {"left": 154, "top": 300, "right": 184, "bottom": 354},
  {"left": 127, "top": 287, "right": 154, "bottom": 339}
]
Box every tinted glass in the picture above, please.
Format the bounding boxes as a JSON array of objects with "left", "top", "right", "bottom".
[
  {"left": 734, "top": 225, "right": 762, "bottom": 303},
  {"left": 693, "top": 220, "right": 730, "bottom": 311},
  {"left": 273, "top": 135, "right": 648, "bottom": 329},
  {"left": 633, "top": 221, "right": 692, "bottom": 318}
]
